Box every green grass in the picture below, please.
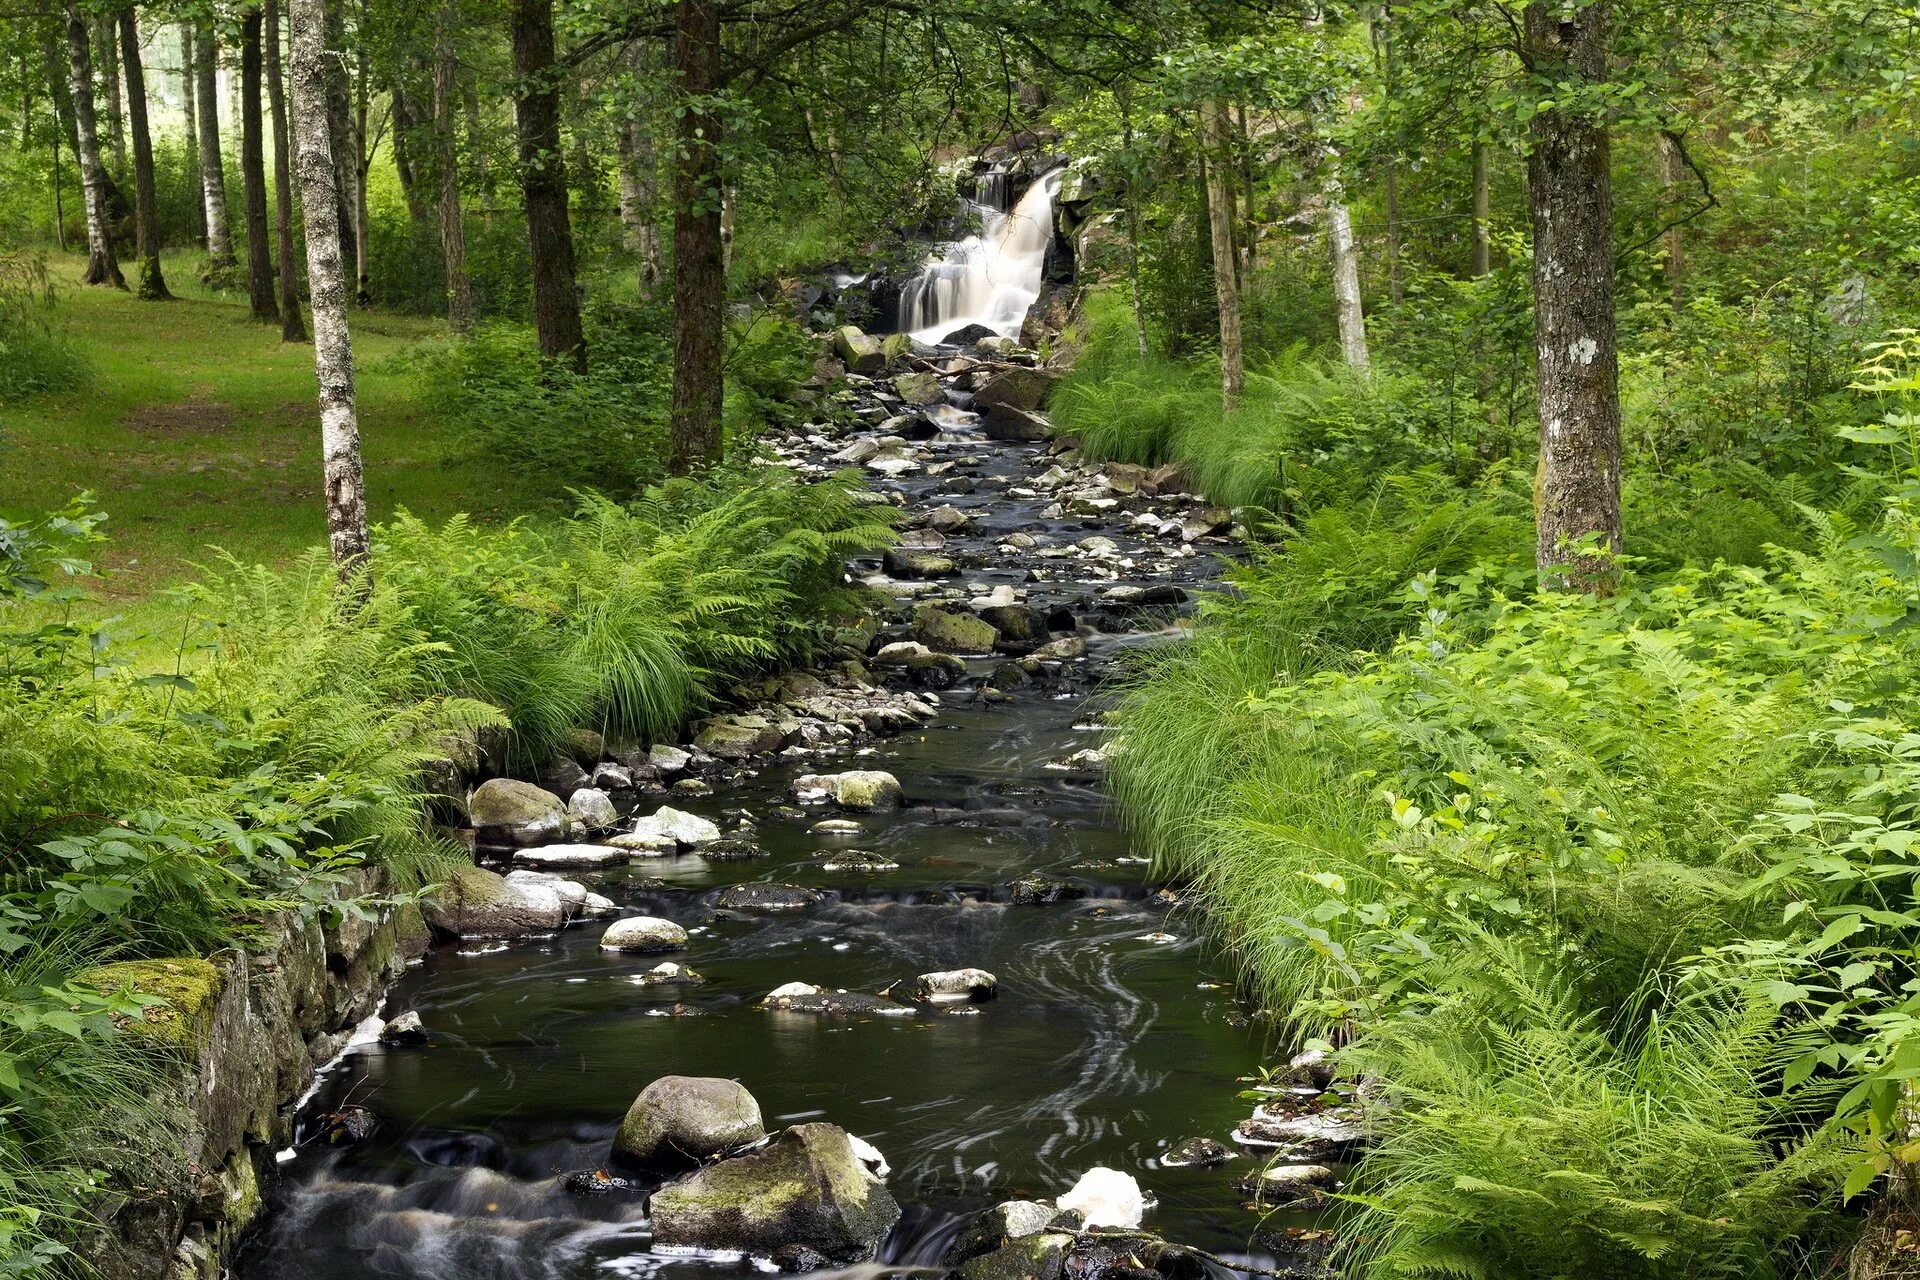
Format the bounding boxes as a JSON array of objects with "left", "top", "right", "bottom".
[{"left": 0, "top": 247, "right": 519, "bottom": 608}]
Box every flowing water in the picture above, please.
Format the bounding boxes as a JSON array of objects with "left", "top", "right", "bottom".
[
  {"left": 238, "top": 358, "right": 1285, "bottom": 1280},
  {"left": 897, "top": 167, "right": 1064, "bottom": 344}
]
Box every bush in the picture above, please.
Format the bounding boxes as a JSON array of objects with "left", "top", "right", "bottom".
[{"left": 0, "top": 255, "right": 87, "bottom": 406}]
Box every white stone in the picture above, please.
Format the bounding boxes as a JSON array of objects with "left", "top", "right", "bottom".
[
  {"left": 599, "top": 916, "right": 689, "bottom": 952},
  {"left": 1058, "top": 1167, "right": 1146, "bottom": 1229},
  {"left": 628, "top": 805, "right": 722, "bottom": 848},
  {"left": 511, "top": 843, "right": 628, "bottom": 869}
]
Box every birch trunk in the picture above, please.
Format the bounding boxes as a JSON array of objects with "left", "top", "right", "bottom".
[
  {"left": 321, "top": 0, "right": 356, "bottom": 296},
  {"left": 180, "top": 23, "right": 203, "bottom": 247},
  {"left": 195, "top": 22, "right": 235, "bottom": 271},
  {"left": 1198, "top": 100, "right": 1243, "bottom": 410},
  {"left": 1524, "top": 0, "right": 1621, "bottom": 588},
  {"left": 288, "top": 0, "right": 371, "bottom": 588},
  {"left": 63, "top": 4, "right": 124, "bottom": 288},
  {"left": 95, "top": 13, "right": 123, "bottom": 176},
  {"left": 511, "top": 0, "right": 587, "bottom": 370},
  {"left": 1328, "top": 195, "right": 1369, "bottom": 371},
  {"left": 433, "top": 0, "right": 473, "bottom": 331},
  {"left": 117, "top": 7, "right": 169, "bottom": 299},
  {"left": 668, "top": 0, "right": 724, "bottom": 471},
  {"left": 1118, "top": 86, "right": 1149, "bottom": 359},
  {"left": 241, "top": 10, "right": 278, "bottom": 321},
  {"left": 352, "top": 44, "right": 370, "bottom": 301},
  {"left": 266, "top": 0, "right": 307, "bottom": 340}
]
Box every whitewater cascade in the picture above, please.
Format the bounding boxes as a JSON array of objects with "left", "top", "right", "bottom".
[{"left": 898, "top": 167, "right": 1064, "bottom": 343}]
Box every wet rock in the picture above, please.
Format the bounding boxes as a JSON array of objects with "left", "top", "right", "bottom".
[
  {"left": 956, "top": 1233, "right": 1074, "bottom": 1280},
  {"left": 1142, "top": 461, "right": 1190, "bottom": 496},
  {"left": 563, "top": 1168, "right": 641, "bottom": 1196},
  {"left": 833, "top": 325, "right": 886, "bottom": 374},
  {"left": 772, "top": 1244, "right": 835, "bottom": 1273},
  {"left": 624, "top": 805, "right": 723, "bottom": 849},
  {"left": 510, "top": 843, "right": 628, "bottom": 870},
  {"left": 540, "top": 754, "right": 592, "bottom": 799},
  {"left": 1033, "top": 635, "right": 1088, "bottom": 660},
  {"left": 763, "top": 983, "right": 913, "bottom": 1016},
  {"left": 598, "top": 916, "right": 689, "bottom": 953},
  {"left": 1101, "top": 462, "right": 1149, "bottom": 495},
  {"left": 1282, "top": 1049, "right": 1335, "bottom": 1089},
  {"left": 1181, "top": 507, "right": 1233, "bottom": 542},
  {"left": 1057, "top": 1167, "right": 1145, "bottom": 1229},
  {"left": 982, "top": 403, "right": 1050, "bottom": 442},
  {"left": 424, "top": 865, "right": 571, "bottom": 939},
  {"left": 567, "top": 787, "right": 619, "bottom": 832},
  {"left": 833, "top": 437, "right": 883, "bottom": 464},
  {"left": 945, "top": 1201, "right": 1060, "bottom": 1266},
  {"left": 591, "top": 761, "right": 634, "bottom": 791},
  {"left": 868, "top": 454, "right": 921, "bottom": 478},
  {"left": 974, "top": 366, "right": 1059, "bottom": 412},
  {"left": 648, "top": 1122, "right": 902, "bottom": 1261},
  {"left": 914, "top": 604, "right": 999, "bottom": 654},
  {"left": 613, "top": 1075, "right": 766, "bottom": 1168},
  {"left": 885, "top": 549, "right": 959, "bottom": 578},
  {"left": 695, "top": 714, "right": 787, "bottom": 760},
  {"left": 631, "top": 960, "right": 705, "bottom": 986},
  {"left": 1160, "top": 1137, "right": 1233, "bottom": 1168},
  {"left": 818, "top": 849, "right": 899, "bottom": 872},
  {"left": 468, "top": 778, "right": 570, "bottom": 847},
  {"left": 379, "top": 1010, "right": 428, "bottom": 1046},
  {"left": 700, "top": 837, "right": 768, "bottom": 861},
  {"left": 1007, "top": 875, "right": 1087, "bottom": 905},
  {"left": 811, "top": 818, "right": 866, "bottom": 837},
  {"left": 987, "top": 661, "right": 1029, "bottom": 691},
  {"left": 649, "top": 744, "right": 693, "bottom": 776},
  {"left": 916, "top": 968, "right": 997, "bottom": 1002},
  {"left": 1233, "top": 1107, "right": 1366, "bottom": 1157},
  {"left": 893, "top": 370, "right": 946, "bottom": 406},
  {"left": 714, "top": 883, "right": 820, "bottom": 912},
  {"left": 673, "top": 778, "right": 716, "bottom": 796},
  {"left": 928, "top": 504, "right": 973, "bottom": 534},
  {"left": 874, "top": 640, "right": 968, "bottom": 676},
  {"left": 940, "top": 322, "right": 1000, "bottom": 346},
  {"left": 319, "top": 1105, "right": 378, "bottom": 1145},
  {"left": 1239, "top": 1163, "right": 1336, "bottom": 1205},
  {"left": 793, "top": 770, "right": 904, "bottom": 812}
]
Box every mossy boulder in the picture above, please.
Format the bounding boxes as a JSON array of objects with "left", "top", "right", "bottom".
[
  {"left": 468, "top": 777, "right": 570, "bottom": 846},
  {"left": 648, "top": 1122, "right": 901, "bottom": 1260},
  {"left": 423, "top": 865, "right": 571, "bottom": 939},
  {"left": 973, "top": 366, "right": 1058, "bottom": 412},
  {"left": 695, "top": 713, "right": 788, "bottom": 760},
  {"left": 80, "top": 957, "right": 225, "bottom": 1048},
  {"left": 833, "top": 325, "right": 886, "bottom": 374},
  {"left": 954, "top": 1232, "right": 1074, "bottom": 1280},
  {"left": 892, "top": 371, "right": 945, "bottom": 406},
  {"left": 794, "top": 770, "right": 904, "bottom": 812},
  {"left": 914, "top": 605, "right": 998, "bottom": 654},
  {"left": 613, "top": 1075, "right": 766, "bottom": 1169}
]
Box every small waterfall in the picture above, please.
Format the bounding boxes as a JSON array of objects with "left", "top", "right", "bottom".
[{"left": 898, "top": 167, "right": 1064, "bottom": 344}]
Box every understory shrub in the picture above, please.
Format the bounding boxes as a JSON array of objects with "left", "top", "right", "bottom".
[{"left": 0, "top": 255, "right": 87, "bottom": 405}]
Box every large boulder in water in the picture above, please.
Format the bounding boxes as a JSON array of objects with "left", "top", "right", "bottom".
[
  {"left": 973, "top": 366, "right": 1059, "bottom": 412},
  {"left": 981, "top": 403, "right": 1050, "bottom": 442},
  {"left": 423, "top": 865, "right": 570, "bottom": 940},
  {"left": 940, "top": 322, "right": 1001, "bottom": 346},
  {"left": 954, "top": 1233, "right": 1074, "bottom": 1280},
  {"left": 892, "top": 370, "right": 945, "bottom": 406},
  {"left": 468, "top": 777, "right": 570, "bottom": 846},
  {"left": 648, "top": 1122, "right": 902, "bottom": 1261},
  {"left": 613, "top": 1075, "right": 766, "bottom": 1169},
  {"left": 914, "top": 604, "right": 999, "bottom": 654},
  {"left": 833, "top": 325, "right": 886, "bottom": 374}
]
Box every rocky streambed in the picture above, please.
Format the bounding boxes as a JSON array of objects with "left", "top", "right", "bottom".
[{"left": 235, "top": 339, "right": 1352, "bottom": 1280}]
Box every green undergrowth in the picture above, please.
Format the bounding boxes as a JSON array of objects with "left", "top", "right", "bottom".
[{"left": 0, "top": 464, "right": 890, "bottom": 1274}]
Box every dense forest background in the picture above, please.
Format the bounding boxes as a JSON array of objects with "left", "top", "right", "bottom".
[{"left": 6, "top": 0, "right": 1920, "bottom": 1276}]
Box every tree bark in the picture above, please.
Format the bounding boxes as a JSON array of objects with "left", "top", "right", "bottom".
[
  {"left": 1118, "top": 84, "right": 1149, "bottom": 360},
  {"left": 1328, "top": 195, "right": 1369, "bottom": 371},
  {"left": 511, "top": 0, "right": 588, "bottom": 370},
  {"left": 1657, "top": 128, "right": 1685, "bottom": 307},
  {"left": 669, "top": 0, "right": 724, "bottom": 471},
  {"left": 390, "top": 84, "right": 432, "bottom": 223},
  {"left": 1198, "top": 100, "right": 1243, "bottom": 410},
  {"left": 288, "top": 0, "right": 370, "bottom": 589},
  {"left": 117, "top": 7, "right": 169, "bottom": 299},
  {"left": 63, "top": 4, "right": 124, "bottom": 288},
  {"left": 321, "top": 0, "right": 356, "bottom": 297},
  {"left": 179, "top": 24, "right": 204, "bottom": 248},
  {"left": 241, "top": 10, "right": 277, "bottom": 321},
  {"left": 1524, "top": 0, "right": 1621, "bottom": 588},
  {"left": 614, "top": 43, "right": 663, "bottom": 300},
  {"left": 196, "top": 22, "right": 236, "bottom": 272},
  {"left": 433, "top": 0, "right": 473, "bottom": 331},
  {"left": 95, "top": 12, "right": 123, "bottom": 176},
  {"left": 1470, "top": 139, "right": 1491, "bottom": 277},
  {"left": 352, "top": 43, "right": 371, "bottom": 301},
  {"left": 266, "top": 0, "right": 307, "bottom": 340}
]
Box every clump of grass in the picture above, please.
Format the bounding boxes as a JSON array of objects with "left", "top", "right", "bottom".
[{"left": 0, "top": 254, "right": 87, "bottom": 406}]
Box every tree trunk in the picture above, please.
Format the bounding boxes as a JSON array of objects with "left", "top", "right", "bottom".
[
  {"left": 1119, "top": 85, "right": 1149, "bottom": 360},
  {"left": 1657, "top": 129, "right": 1685, "bottom": 307},
  {"left": 1328, "top": 196, "right": 1370, "bottom": 370},
  {"left": 196, "top": 22, "right": 235, "bottom": 271},
  {"left": 240, "top": 10, "right": 277, "bottom": 320},
  {"left": 510, "top": 0, "right": 587, "bottom": 370},
  {"left": 352, "top": 43, "right": 371, "bottom": 301},
  {"left": 433, "top": 0, "right": 473, "bottom": 331},
  {"left": 288, "top": 0, "right": 370, "bottom": 589},
  {"left": 117, "top": 9, "right": 169, "bottom": 299},
  {"left": 1233, "top": 102, "right": 1254, "bottom": 282},
  {"left": 180, "top": 23, "right": 204, "bottom": 248},
  {"left": 1470, "top": 139, "right": 1490, "bottom": 277},
  {"left": 614, "top": 43, "right": 662, "bottom": 300},
  {"left": 322, "top": 0, "right": 356, "bottom": 297},
  {"left": 668, "top": 0, "right": 724, "bottom": 471},
  {"left": 266, "top": 0, "right": 307, "bottom": 340},
  {"left": 1198, "top": 102, "right": 1244, "bottom": 409},
  {"left": 95, "top": 12, "right": 124, "bottom": 176},
  {"left": 1524, "top": 0, "right": 1621, "bottom": 588},
  {"left": 390, "top": 84, "right": 431, "bottom": 223},
  {"left": 64, "top": 5, "right": 124, "bottom": 288}
]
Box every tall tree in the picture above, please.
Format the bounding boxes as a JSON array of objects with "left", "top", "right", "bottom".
[
  {"left": 615, "top": 41, "right": 663, "bottom": 300},
  {"left": 241, "top": 5, "right": 278, "bottom": 320},
  {"left": 63, "top": 3, "right": 125, "bottom": 288},
  {"left": 196, "top": 21, "right": 236, "bottom": 272},
  {"left": 94, "top": 11, "right": 123, "bottom": 174},
  {"left": 179, "top": 22, "right": 204, "bottom": 247},
  {"left": 116, "top": 5, "right": 170, "bottom": 299},
  {"left": 1470, "top": 139, "right": 1490, "bottom": 276},
  {"left": 1522, "top": 0, "right": 1620, "bottom": 587},
  {"left": 510, "top": 0, "right": 586, "bottom": 370},
  {"left": 432, "top": 0, "right": 473, "bottom": 330},
  {"left": 288, "top": 0, "right": 370, "bottom": 587},
  {"left": 668, "top": 0, "right": 723, "bottom": 471},
  {"left": 321, "top": 0, "right": 356, "bottom": 295},
  {"left": 1198, "top": 99, "right": 1244, "bottom": 409},
  {"left": 266, "top": 0, "right": 307, "bottom": 339}
]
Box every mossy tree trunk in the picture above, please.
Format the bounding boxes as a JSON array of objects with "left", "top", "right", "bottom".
[{"left": 511, "top": 0, "right": 588, "bottom": 371}]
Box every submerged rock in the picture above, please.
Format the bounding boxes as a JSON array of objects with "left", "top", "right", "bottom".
[
  {"left": 1007, "top": 875, "right": 1087, "bottom": 905},
  {"left": 630, "top": 961, "right": 704, "bottom": 986},
  {"left": 793, "top": 770, "right": 903, "bottom": 812},
  {"left": 713, "top": 883, "right": 820, "bottom": 912},
  {"left": 623, "top": 805, "right": 723, "bottom": 849},
  {"left": 818, "top": 849, "right": 899, "bottom": 873},
  {"left": 648, "top": 1122, "right": 902, "bottom": 1261},
  {"left": 468, "top": 778, "right": 569, "bottom": 846},
  {"left": 763, "top": 983, "right": 913, "bottom": 1016},
  {"left": 944, "top": 1200, "right": 1061, "bottom": 1266},
  {"left": 1160, "top": 1136, "right": 1234, "bottom": 1168},
  {"left": 597, "top": 916, "right": 689, "bottom": 953},
  {"left": 613, "top": 1075, "right": 766, "bottom": 1168}
]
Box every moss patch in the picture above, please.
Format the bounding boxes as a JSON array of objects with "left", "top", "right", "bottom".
[{"left": 80, "top": 957, "right": 225, "bottom": 1047}]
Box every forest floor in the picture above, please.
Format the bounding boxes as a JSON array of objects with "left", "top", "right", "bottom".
[{"left": 1, "top": 248, "right": 515, "bottom": 620}]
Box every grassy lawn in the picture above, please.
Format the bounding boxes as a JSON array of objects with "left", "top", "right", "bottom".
[{"left": 1, "top": 246, "right": 519, "bottom": 617}]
